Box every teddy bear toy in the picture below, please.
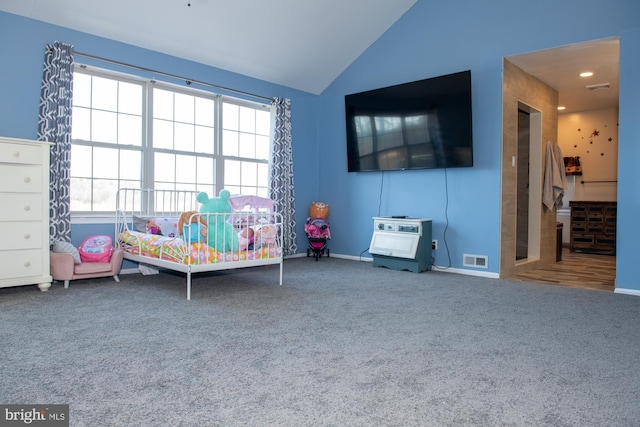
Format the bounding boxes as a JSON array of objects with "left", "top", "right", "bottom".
[{"left": 196, "top": 189, "right": 240, "bottom": 252}]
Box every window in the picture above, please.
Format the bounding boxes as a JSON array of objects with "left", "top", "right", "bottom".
[{"left": 71, "top": 66, "right": 271, "bottom": 213}]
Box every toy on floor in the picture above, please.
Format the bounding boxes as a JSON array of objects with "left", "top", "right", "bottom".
[{"left": 305, "top": 201, "right": 330, "bottom": 261}]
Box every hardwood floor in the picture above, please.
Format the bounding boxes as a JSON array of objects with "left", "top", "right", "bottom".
[{"left": 507, "top": 247, "right": 616, "bottom": 292}]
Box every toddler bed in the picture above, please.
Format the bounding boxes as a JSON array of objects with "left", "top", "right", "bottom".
[{"left": 115, "top": 188, "right": 283, "bottom": 299}]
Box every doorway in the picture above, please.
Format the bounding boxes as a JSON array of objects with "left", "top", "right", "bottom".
[{"left": 500, "top": 37, "right": 620, "bottom": 286}]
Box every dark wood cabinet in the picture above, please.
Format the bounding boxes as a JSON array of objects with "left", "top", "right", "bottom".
[{"left": 569, "top": 201, "right": 616, "bottom": 255}]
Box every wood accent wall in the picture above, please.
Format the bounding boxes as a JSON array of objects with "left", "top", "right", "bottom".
[{"left": 501, "top": 59, "right": 559, "bottom": 278}]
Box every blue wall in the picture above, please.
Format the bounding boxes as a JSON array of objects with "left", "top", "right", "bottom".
[
  {"left": 316, "top": 0, "right": 640, "bottom": 291},
  {"left": 0, "top": 11, "right": 319, "bottom": 255},
  {"left": 2, "top": 1, "right": 640, "bottom": 291}
]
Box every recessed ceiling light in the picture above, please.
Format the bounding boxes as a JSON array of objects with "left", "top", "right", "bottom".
[
  {"left": 557, "top": 106, "right": 566, "bottom": 110},
  {"left": 580, "top": 72, "right": 594, "bottom": 77}
]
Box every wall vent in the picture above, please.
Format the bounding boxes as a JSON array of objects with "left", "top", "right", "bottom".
[
  {"left": 463, "top": 254, "right": 488, "bottom": 269},
  {"left": 585, "top": 82, "right": 610, "bottom": 91}
]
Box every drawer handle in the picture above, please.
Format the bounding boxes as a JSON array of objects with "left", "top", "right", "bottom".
[
  {"left": 24, "top": 261, "right": 31, "bottom": 268},
  {"left": 24, "top": 205, "right": 31, "bottom": 211},
  {"left": 24, "top": 176, "right": 31, "bottom": 184},
  {"left": 13, "top": 151, "right": 20, "bottom": 158},
  {"left": 24, "top": 233, "right": 31, "bottom": 240}
]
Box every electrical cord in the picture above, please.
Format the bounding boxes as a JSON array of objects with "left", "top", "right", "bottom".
[
  {"left": 432, "top": 168, "right": 452, "bottom": 270},
  {"left": 361, "top": 171, "right": 385, "bottom": 260}
]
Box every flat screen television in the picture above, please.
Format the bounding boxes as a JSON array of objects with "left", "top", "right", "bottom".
[{"left": 345, "top": 70, "right": 473, "bottom": 172}]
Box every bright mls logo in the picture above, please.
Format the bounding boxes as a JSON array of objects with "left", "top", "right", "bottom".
[{"left": 0, "top": 405, "right": 68, "bottom": 427}]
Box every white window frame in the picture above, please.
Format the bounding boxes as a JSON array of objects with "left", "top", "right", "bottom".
[{"left": 70, "top": 65, "right": 271, "bottom": 222}]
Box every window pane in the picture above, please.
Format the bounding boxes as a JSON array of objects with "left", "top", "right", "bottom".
[
  {"left": 119, "top": 150, "right": 141, "bottom": 181},
  {"left": 71, "top": 145, "right": 92, "bottom": 178},
  {"left": 197, "top": 157, "right": 214, "bottom": 185},
  {"left": 118, "top": 113, "right": 142, "bottom": 146},
  {"left": 174, "top": 92, "right": 194, "bottom": 124},
  {"left": 72, "top": 106, "right": 91, "bottom": 141},
  {"left": 256, "top": 135, "right": 270, "bottom": 160},
  {"left": 256, "top": 109, "right": 270, "bottom": 135},
  {"left": 195, "top": 97, "right": 214, "bottom": 126},
  {"left": 153, "top": 119, "right": 174, "bottom": 149},
  {"left": 91, "top": 110, "right": 117, "bottom": 144},
  {"left": 257, "top": 163, "right": 268, "bottom": 187},
  {"left": 239, "top": 133, "right": 256, "bottom": 158},
  {"left": 92, "top": 76, "right": 117, "bottom": 111},
  {"left": 239, "top": 106, "right": 256, "bottom": 133},
  {"left": 222, "top": 130, "right": 239, "bottom": 156},
  {"left": 241, "top": 161, "right": 257, "bottom": 186},
  {"left": 92, "top": 179, "right": 118, "bottom": 211},
  {"left": 118, "top": 81, "right": 142, "bottom": 115},
  {"left": 153, "top": 88, "right": 174, "bottom": 120},
  {"left": 70, "top": 177, "right": 91, "bottom": 211},
  {"left": 73, "top": 73, "right": 91, "bottom": 108},
  {"left": 93, "top": 147, "right": 119, "bottom": 179},
  {"left": 155, "top": 152, "right": 175, "bottom": 182},
  {"left": 223, "top": 103, "right": 239, "bottom": 130},
  {"left": 175, "top": 154, "right": 196, "bottom": 183},
  {"left": 224, "top": 159, "right": 241, "bottom": 185},
  {"left": 195, "top": 126, "right": 214, "bottom": 154},
  {"left": 174, "top": 122, "right": 194, "bottom": 152}
]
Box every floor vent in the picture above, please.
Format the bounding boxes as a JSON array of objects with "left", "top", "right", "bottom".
[{"left": 463, "top": 254, "right": 488, "bottom": 268}]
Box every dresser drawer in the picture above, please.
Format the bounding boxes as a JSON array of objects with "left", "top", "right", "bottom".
[
  {"left": 0, "top": 142, "right": 43, "bottom": 165},
  {"left": 0, "top": 249, "right": 44, "bottom": 280},
  {"left": 0, "top": 194, "right": 43, "bottom": 221},
  {"left": 0, "top": 164, "right": 44, "bottom": 193},
  {"left": 0, "top": 222, "right": 44, "bottom": 250}
]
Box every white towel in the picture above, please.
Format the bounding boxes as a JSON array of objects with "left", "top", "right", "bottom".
[{"left": 542, "top": 141, "right": 567, "bottom": 210}]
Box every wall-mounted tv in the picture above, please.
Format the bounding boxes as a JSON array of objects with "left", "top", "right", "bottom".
[{"left": 345, "top": 70, "right": 473, "bottom": 172}]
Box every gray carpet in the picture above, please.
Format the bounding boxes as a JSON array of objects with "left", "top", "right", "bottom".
[{"left": 1, "top": 257, "right": 639, "bottom": 426}]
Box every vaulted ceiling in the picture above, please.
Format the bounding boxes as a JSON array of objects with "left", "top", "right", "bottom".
[
  {"left": 0, "top": 0, "right": 417, "bottom": 94},
  {"left": 1, "top": 1, "right": 619, "bottom": 112}
]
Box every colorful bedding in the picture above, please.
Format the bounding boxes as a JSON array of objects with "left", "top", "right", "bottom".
[{"left": 118, "top": 230, "right": 281, "bottom": 265}]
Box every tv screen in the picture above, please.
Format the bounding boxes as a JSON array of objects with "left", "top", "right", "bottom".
[{"left": 345, "top": 70, "right": 473, "bottom": 172}]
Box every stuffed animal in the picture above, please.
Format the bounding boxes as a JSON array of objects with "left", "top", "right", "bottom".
[
  {"left": 196, "top": 189, "right": 239, "bottom": 252},
  {"left": 177, "top": 211, "right": 207, "bottom": 243},
  {"left": 309, "top": 201, "right": 329, "bottom": 219}
]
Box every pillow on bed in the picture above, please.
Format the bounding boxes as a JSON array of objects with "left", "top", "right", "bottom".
[
  {"left": 133, "top": 215, "right": 151, "bottom": 233},
  {"left": 52, "top": 240, "right": 82, "bottom": 264},
  {"left": 132, "top": 215, "right": 179, "bottom": 237}
]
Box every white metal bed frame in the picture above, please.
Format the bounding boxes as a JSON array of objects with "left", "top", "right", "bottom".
[{"left": 115, "top": 188, "right": 283, "bottom": 300}]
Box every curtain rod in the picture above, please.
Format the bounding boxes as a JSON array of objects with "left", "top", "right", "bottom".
[
  {"left": 579, "top": 180, "right": 618, "bottom": 184},
  {"left": 74, "top": 51, "right": 274, "bottom": 103}
]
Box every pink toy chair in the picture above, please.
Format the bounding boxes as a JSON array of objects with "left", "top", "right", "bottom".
[{"left": 50, "top": 248, "right": 124, "bottom": 288}]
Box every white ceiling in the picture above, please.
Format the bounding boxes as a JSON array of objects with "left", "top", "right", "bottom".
[
  {"left": 507, "top": 37, "right": 619, "bottom": 114},
  {"left": 1, "top": 1, "right": 619, "bottom": 111},
  {"left": 0, "top": 0, "right": 417, "bottom": 95}
]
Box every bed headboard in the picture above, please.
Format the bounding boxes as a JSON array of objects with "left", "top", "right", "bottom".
[{"left": 116, "top": 188, "right": 202, "bottom": 218}]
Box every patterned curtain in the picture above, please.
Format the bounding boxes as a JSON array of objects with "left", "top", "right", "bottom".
[
  {"left": 269, "top": 98, "right": 297, "bottom": 255},
  {"left": 37, "top": 41, "right": 74, "bottom": 245}
]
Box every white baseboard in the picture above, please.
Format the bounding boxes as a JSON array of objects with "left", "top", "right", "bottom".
[
  {"left": 324, "top": 252, "right": 499, "bottom": 277},
  {"left": 614, "top": 287, "right": 640, "bottom": 297},
  {"left": 431, "top": 265, "right": 500, "bottom": 278}
]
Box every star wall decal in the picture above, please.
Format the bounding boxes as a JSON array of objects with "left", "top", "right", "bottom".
[{"left": 592, "top": 129, "right": 600, "bottom": 137}]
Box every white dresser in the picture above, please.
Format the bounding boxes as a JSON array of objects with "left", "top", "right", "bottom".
[{"left": 0, "top": 137, "right": 53, "bottom": 291}]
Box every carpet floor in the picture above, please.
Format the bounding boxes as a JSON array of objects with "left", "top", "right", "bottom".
[{"left": 1, "top": 256, "right": 639, "bottom": 426}]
